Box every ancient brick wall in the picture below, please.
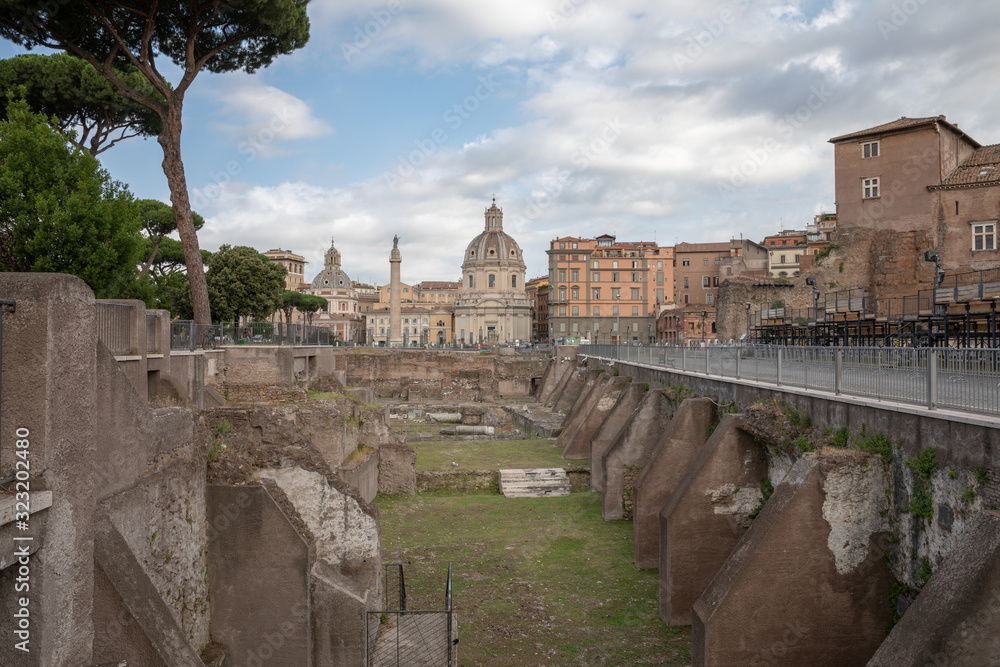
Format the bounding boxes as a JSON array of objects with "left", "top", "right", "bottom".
[{"left": 219, "top": 384, "right": 308, "bottom": 404}]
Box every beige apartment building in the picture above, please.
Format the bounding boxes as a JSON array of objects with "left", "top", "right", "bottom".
[
  {"left": 262, "top": 248, "right": 307, "bottom": 290},
  {"left": 547, "top": 234, "right": 673, "bottom": 344},
  {"left": 763, "top": 230, "right": 808, "bottom": 278}
]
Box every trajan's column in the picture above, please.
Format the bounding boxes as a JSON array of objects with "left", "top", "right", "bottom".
[{"left": 389, "top": 235, "right": 403, "bottom": 346}]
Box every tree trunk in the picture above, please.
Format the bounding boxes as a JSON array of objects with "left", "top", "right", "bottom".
[{"left": 157, "top": 100, "right": 212, "bottom": 325}]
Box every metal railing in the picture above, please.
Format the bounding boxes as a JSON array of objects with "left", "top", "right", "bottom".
[
  {"left": 95, "top": 301, "right": 132, "bottom": 355},
  {"left": 580, "top": 343, "right": 1000, "bottom": 416},
  {"left": 367, "top": 563, "right": 454, "bottom": 667},
  {"left": 169, "top": 321, "right": 334, "bottom": 350}
]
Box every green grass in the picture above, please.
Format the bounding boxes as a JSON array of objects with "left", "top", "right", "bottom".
[
  {"left": 408, "top": 437, "right": 575, "bottom": 471},
  {"left": 374, "top": 489, "right": 691, "bottom": 666}
]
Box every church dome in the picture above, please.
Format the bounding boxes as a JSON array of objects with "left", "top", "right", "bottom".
[
  {"left": 463, "top": 199, "right": 523, "bottom": 266},
  {"left": 311, "top": 239, "right": 354, "bottom": 289}
]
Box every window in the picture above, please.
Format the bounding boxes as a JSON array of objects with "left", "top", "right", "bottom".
[
  {"left": 571, "top": 286, "right": 579, "bottom": 299},
  {"left": 572, "top": 322, "right": 579, "bottom": 332},
  {"left": 713, "top": 276, "right": 719, "bottom": 286},
  {"left": 559, "top": 242, "right": 565, "bottom": 249},
  {"left": 631, "top": 273, "right": 640, "bottom": 282},
  {"left": 657, "top": 261, "right": 663, "bottom": 270},
  {"left": 703, "top": 258, "right": 709, "bottom": 266},
  {"left": 684, "top": 277, "right": 689, "bottom": 288},
  {"left": 593, "top": 288, "right": 601, "bottom": 300},
  {"left": 973, "top": 222, "right": 996, "bottom": 250},
  {"left": 863, "top": 177, "right": 879, "bottom": 198},
  {"left": 702, "top": 276, "right": 710, "bottom": 287},
  {"left": 572, "top": 242, "right": 578, "bottom": 249},
  {"left": 656, "top": 289, "right": 664, "bottom": 302},
  {"left": 684, "top": 294, "right": 689, "bottom": 304},
  {"left": 612, "top": 287, "right": 620, "bottom": 300},
  {"left": 559, "top": 287, "right": 566, "bottom": 301},
  {"left": 559, "top": 306, "right": 566, "bottom": 316},
  {"left": 593, "top": 272, "right": 601, "bottom": 282},
  {"left": 715, "top": 257, "right": 721, "bottom": 265},
  {"left": 560, "top": 322, "right": 566, "bottom": 332},
  {"left": 468, "top": 274, "right": 473, "bottom": 288},
  {"left": 682, "top": 259, "right": 690, "bottom": 266},
  {"left": 572, "top": 306, "right": 579, "bottom": 316},
  {"left": 593, "top": 260, "right": 599, "bottom": 269},
  {"left": 488, "top": 274, "right": 496, "bottom": 288},
  {"left": 593, "top": 306, "right": 600, "bottom": 316},
  {"left": 571, "top": 269, "right": 579, "bottom": 281},
  {"left": 631, "top": 288, "right": 639, "bottom": 300},
  {"left": 727, "top": 267, "right": 733, "bottom": 275},
  {"left": 612, "top": 306, "right": 619, "bottom": 316},
  {"left": 632, "top": 306, "right": 639, "bottom": 316},
  {"left": 657, "top": 272, "right": 663, "bottom": 285},
  {"left": 863, "top": 141, "right": 879, "bottom": 158},
  {"left": 780, "top": 254, "right": 786, "bottom": 264},
  {"left": 706, "top": 293, "right": 714, "bottom": 304},
  {"left": 632, "top": 261, "right": 638, "bottom": 269},
  {"left": 559, "top": 270, "right": 566, "bottom": 281},
  {"left": 612, "top": 272, "right": 619, "bottom": 282},
  {"left": 512, "top": 275, "right": 517, "bottom": 288}
]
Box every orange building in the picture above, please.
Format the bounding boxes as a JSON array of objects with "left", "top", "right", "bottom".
[{"left": 547, "top": 234, "right": 673, "bottom": 344}]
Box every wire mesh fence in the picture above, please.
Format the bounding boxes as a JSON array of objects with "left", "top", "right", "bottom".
[{"left": 367, "top": 563, "right": 455, "bottom": 667}]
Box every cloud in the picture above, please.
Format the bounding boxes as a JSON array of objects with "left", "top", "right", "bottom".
[
  {"left": 209, "top": 79, "right": 333, "bottom": 156},
  {"left": 187, "top": 0, "right": 1000, "bottom": 288}
]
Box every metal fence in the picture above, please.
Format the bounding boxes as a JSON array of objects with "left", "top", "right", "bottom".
[
  {"left": 95, "top": 301, "right": 132, "bottom": 355},
  {"left": 367, "top": 563, "right": 455, "bottom": 667},
  {"left": 580, "top": 343, "right": 1000, "bottom": 417},
  {"left": 169, "top": 321, "right": 335, "bottom": 350}
]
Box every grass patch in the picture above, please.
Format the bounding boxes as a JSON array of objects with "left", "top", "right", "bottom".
[
  {"left": 409, "top": 438, "right": 571, "bottom": 471},
  {"left": 856, "top": 430, "right": 894, "bottom": 466},
  {"left": 827, "top": 426, "right": 849, "bottom": 448},
  {"left": 373, "top": 489, "right": 691, "bottom": 666}
]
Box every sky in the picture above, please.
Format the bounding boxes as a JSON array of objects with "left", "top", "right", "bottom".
[{"left": 4, "top": 0, "right": 1000, "bottom": 286}]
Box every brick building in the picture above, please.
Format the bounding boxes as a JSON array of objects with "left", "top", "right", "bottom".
[
  {"left": 262, "top": 248, "right": 307, "bottom": 290},
  {"left": 668, "top": 239, "right": 767, "bottom": 344},
  {"left": 829, "top": 115, "right": 1000, "bottom": 275},
  {"left": 525, "top": 276, "right": 549, "bottom": 343},
  {"left": 547, "top": 234, "right": 673, "bottom": 345}
]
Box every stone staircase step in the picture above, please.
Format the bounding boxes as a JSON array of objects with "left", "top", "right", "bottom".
[{"left": 499, "top": 468, "right": 571, "bottom": 498}]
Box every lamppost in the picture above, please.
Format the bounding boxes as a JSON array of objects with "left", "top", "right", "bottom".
[
  {"left": 701, "top": 310, "right": 707, "bottom": 344},
  {"left": 616, "top": 291, "right": 620, "bottom": 347},
  {"left": 745, "top": 302, "right": 751, "bottom": 345}
]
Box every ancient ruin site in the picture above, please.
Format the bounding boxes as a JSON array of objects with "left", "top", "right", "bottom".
[{"left": 1, "top": 273, "right": 998, "bottom": 666}]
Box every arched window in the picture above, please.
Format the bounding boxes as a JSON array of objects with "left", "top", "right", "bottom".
[
  {"left": 571, "top": 286, "right": 579, "bottom": 299},
  {"left": 468, "top": 274, "right": 474, "bottom": 288},
  {"left": 488, "top": 274, "right": 496, "bottom": 288},
  {"left": 511, "top": 275, "right": 517, "bottom": 288}
]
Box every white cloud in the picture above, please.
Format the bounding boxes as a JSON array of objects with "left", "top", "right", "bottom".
[{"left": 209, "top": 80, "right": 333, "bottom": 156}]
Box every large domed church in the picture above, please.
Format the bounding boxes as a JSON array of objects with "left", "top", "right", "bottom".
[{"left": 454, "top": 199, "right": 531, "bottom": 344}]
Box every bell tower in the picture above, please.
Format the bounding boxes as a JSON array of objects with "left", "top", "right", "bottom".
[{"left": 484, "top": 197, "right": 503, "bottom": 231}]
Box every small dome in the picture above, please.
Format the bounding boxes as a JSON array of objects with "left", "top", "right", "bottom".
[{"left": 462, "top": 198, "right": 523, "bottom": 267}]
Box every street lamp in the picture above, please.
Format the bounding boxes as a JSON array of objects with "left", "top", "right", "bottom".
[
  {"left": 701, "top": 310, "right": 707, "bottom": 344},
  {"left": 745, "top": 302, "right": 751, "bottom": 344},
  {"left": 616, "top": 291, "right": 620, "bottom": 347},
  {"left": 925, "top": 250, "right": 943, "bottom": 288}
]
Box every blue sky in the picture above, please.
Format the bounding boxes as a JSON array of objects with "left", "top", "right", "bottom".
[{"left": 4, "top": 0, "right": 1000, "bottom": 286}]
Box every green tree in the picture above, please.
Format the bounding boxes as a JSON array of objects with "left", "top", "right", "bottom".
[
  {"left": 297, "top": 294, "right": 327, "bottom": 326},
  {"left": 0, "top": 1, "right": 311, "bottom": 326},
  {"left": 136, "top": 199, "right": 204, "bottom": 278},
  {"left": 206, "top": 245, "right": 286, "bottom": 323},
  {"left": 0, "top": 100, "right": 142, "bottom": 296},
  {"left": 0, "top": 52, "right": 162, "bottom": 155}
]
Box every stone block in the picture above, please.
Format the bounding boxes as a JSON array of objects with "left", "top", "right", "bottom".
[
  {"left": 601, "top": 389, "right": 676, "bottom": 525},
  {"left": 868, "top": 510, "right": 1000, "bottom": 667},
  {"left": 379, "top": 443, "right": 417, "bottom": 495},
  {"left": 658, "top": 414, "right": 768, "bottom": 624},
  {"left": 589, "top": 383, "right": 645, "bottom": 491},
  {"left": 632, "top": 398, "right": 715, "bottom": 566},
  {"left": 692, "top": 452, "right": 891, "bottom": 666}
]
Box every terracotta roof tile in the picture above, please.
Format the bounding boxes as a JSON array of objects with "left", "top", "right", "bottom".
[{"left": 936, "top": 144, "right": 1000, "bottom": 188}]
